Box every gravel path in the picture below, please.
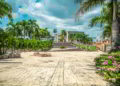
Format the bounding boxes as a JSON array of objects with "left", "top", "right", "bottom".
[{"left": 0, "top": 51, "right": 109, "bottom": 86}]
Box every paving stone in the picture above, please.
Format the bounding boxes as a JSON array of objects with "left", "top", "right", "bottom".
[{"left": 0, "top": 51, "right": 109, "bottom": 86}]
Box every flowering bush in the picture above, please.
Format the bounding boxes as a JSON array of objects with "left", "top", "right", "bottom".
[
  {"left": 95, "top": 51, "right": 120, "bottom": 86},
  {"left": 103, "top": 60, "right": 108, "bottom": 65},
  {"left": 108, "top": 56, "right": 113, "bottom": 59}
]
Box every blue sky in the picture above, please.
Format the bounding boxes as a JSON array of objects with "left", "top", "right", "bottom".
[{"left": 1, "top": 0, "right": 103, "bottom": 40}]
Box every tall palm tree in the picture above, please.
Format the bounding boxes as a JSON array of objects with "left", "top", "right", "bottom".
[
  {"left": 15, "top": 22, "right": 23, "bottom": 37},
  {"left": 75, "top": 0, "right": 119, "bottom": 48},
  {"left": 0, "top": 0, "right": 12, "bottom": 20},
  {"left": 28, "top": 19, "right": 39, "bottom": 39},
  {"left": 7, "top": 21, "right": 17, "bottom": 37},
  {"left": 20, "top": 20, "right": 29, "bottom": 39}
]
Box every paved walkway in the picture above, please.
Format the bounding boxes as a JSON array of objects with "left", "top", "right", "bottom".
[{"left": 0, "top": 51, "right": 109, "bottom": 86}]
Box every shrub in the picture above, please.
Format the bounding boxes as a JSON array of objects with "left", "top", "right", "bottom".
[
  {"left": 75, "top": 44, "right": 96, "bottom": 51},
  {"left": 39, "top": 40, "right": 53, "bottom": 51},
  {"left": 60, "top": 46, "right": 66, "bottom": 49},
  {"left": 95, "top": 52, "right": 120, "bottom": 86},
  {"left": 9, "top": 38, "right": 53, "bottom": 51}
]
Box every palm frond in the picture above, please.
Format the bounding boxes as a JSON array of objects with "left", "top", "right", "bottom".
[
  {"left": 0, "top": 0, "right": 12, "bottom": 19},
  {"left": 74, "top": 0, "right": 83, "bottom": 3},
  {"left": 89, "top": 16, "right": 107, "bottom": 27},
  {"left": 76, "top": 0, "right": 104, "bottom": 16},
  {"left": 89, "top": 2, "right": 113, "bottom": 27},
  {"left": 102, "top": 25, "right": 112, "bottom": 38}
]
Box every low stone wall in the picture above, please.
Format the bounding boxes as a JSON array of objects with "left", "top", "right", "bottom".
[
  {"left": 53, "top": 42, "right": 76, "bottom": 48},
  {"left": 95, "top": 40, "right": 112, "bottom": 52},
  {"left": 96, "top": 44, "right": 112, "bottom": 52},
  {"left": 0, "top": 53, "right": 21, "bottom": 59}
]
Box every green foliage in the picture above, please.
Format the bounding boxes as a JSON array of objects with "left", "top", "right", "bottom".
[
  {"left": 53, "top": 29, "right": 57, "bottom": 34},
  {"left": 75, "top": 44, "right": 96, "bottom": 51},
  {"left": 7, "top": 19, "right": 51, "bottom": 40},
  {"left": 0, "top": 0, "right": 12, "bottom": 19},
  {"left": 61, "top": 30, "right": 67, "bottom": 36},
  {"left": 95, "top": 51, "right": 120, "bottom": 85},
  {"left": 89, "top": 3, "right": 112, "bottom": 39},
  {"left": 60, "top": 30, "right": 67, "bottom": 42},
  {"left": 0, "top": 36, "right": 53, "bottom": 54},
  {"left": 0, "top": 19, "right": 53, "bottom": 54},
  {"left": 60, "top": 35, "right": 65, "bottom": 42},
  {"left": 69, "top": 32, "right": 93, "bottom": 44},
  {"left": 12, "top": 38, "right": 52, "bottom": 51},
  {"left": 60, "top": 46, "right": 66, "bottom": 49},
  {"left": 39, "top": 40, "right": 53, "bottom": 51},
  {"left": 14, "top": 38, "right": 53, "bottom": 51}
]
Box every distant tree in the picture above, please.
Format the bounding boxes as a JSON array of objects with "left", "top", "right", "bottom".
[
  {"left": 38, "top": 28, "right": 50, "bottom": 39},
  {"left": 60, "top": 35, "right": 64, "bottom": 42},
  {"left": 60, "top": 30, "right": 67, "bottom": 42},
  {"left": 61, "top": 30, "right": 67, "bottom": 36},
  {"left": 69, "top": 32, "right": 93, "bottom": 44},
  {"left": 53, "top": 29, "right": 57, "bottom": 34},
  {"left": 69, "top": 34, "right": 75, "bottom": 42}
]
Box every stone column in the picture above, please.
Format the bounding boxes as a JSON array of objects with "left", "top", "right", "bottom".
[
  {"left": 66, "top": 31, "right": 69, "bottom": 42},
  {"left": 56, "top": 34, "right": 59, "bottom": 43}
]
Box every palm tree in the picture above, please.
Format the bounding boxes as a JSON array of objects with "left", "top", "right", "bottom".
[
  {"left": 20, "top": 20, "right": 29, "bottom": 39},
  {"left": 75, "top": 0, "right": 119, "bottom": 48},
  {"left": 103, "top": 25, "right": 112, "bottom": 39},
  {"left": 38, "top": 28, "right": 50, "bottom": 39},
  {"left": 53, "top": 28, "right": 57, "bottom": 35},
  {"left": 0, "top": 28, "right": 5, "bottom": 54},
  {"left": 28, "top": 19, "right": 40, "bottom": 39},
  {"left": 69, "top": 34, "right": 75, "bottom": 42},
  {"left": 0, "top": 0, "right": 12, "bottom": 20},
  {"left": 89, "top": 3, "right": 112, "bottom": 39},
  {"left": 28, "top": 19, "right": 41, "bottom": 39},
  {"left": 15, "top": 22, "right": 23, "bottom": 37},
  {"left": 61, "top": 30, "right": 67, "bottom": 36},
  {"left": 7, "top": 21, "right": 17, "bottom": 37},
  {"left": 0, "top": 29, "right": 9, "bottom": 54}
]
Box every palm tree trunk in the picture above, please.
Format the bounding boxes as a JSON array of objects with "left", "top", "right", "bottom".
[{"left": 112, "top": 0, "right": 119, "bottom": 48}]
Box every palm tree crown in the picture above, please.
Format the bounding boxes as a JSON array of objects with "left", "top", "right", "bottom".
[{"left": 0, "top": 0, "right": 12, "bottom": 19}]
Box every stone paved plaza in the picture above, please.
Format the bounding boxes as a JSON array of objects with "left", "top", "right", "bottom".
[{"left": 0, "top": 51, "right": 109, "bottom": 86}]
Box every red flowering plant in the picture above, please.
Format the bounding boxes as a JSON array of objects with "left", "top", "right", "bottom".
[{"left": 95, "top": 52, "right": 120, "bottom": 82}]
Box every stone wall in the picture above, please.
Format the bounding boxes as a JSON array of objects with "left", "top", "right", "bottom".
[
  {"left": 95, "top": 40, "right": 112, "bottom": 52},
  {"left": 0, "top": 53, "right": 21, "bottom": 59}
]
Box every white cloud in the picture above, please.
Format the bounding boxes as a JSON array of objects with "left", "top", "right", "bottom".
[
  {"left": 18, "top": 4, "right": 101, "bottom": 38},
  {"left": 12, "top": 13, "right": 19, "bottom": 18},
  {"left": 80, "top": 7, "right": 101, "bottom": 20},
  {"left": 35, "top": 3, "right": 43, "bottom": 8},
  {"left": 7, "top": 0, "right": 102, "bottom": 40},
  {"left": 86, "top": 8, "right": 101, "bottom": 15}
]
